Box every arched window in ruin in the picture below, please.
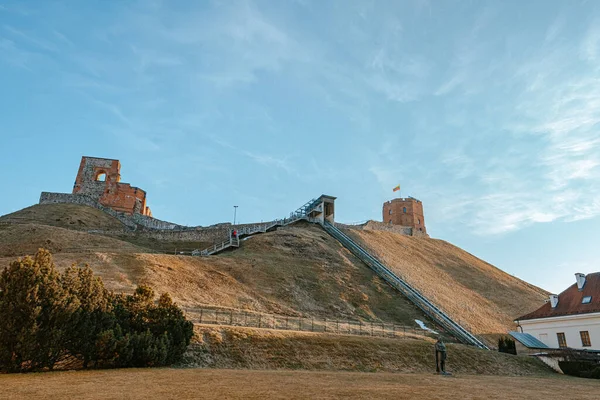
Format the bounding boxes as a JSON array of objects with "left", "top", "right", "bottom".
[
  {"left": 95, "top": 171, "right": 107, "bottom": 181},
  {"left": 403, "top": 207, "right": 407, "bottom": 213},
  {"left": 418, "top": 218, "right": 421, "bottom": 224}
]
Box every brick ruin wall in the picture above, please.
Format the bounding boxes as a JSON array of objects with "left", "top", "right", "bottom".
[{"left": 73, "top": 157, "right": 152, "bottom": 216}]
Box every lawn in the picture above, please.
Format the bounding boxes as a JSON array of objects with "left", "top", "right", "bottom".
[{"left": 1, "top": 368, "right": 596, "bottom": 400}]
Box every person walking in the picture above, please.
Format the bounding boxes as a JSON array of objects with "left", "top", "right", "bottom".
[{"left": 435, "top": 338, "right": 448, "bottom": 375}]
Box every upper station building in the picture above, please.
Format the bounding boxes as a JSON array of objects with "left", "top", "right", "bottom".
[
  {"left": 72, "top": 156, "right": 152, "bottom": 216},
  {"left": 382, "top": 197, "right": 426, "bottom": 235}
]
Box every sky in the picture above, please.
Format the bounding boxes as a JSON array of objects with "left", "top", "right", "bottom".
[{"left": 1, "top": 0, "right": 600, "bottom": 294}]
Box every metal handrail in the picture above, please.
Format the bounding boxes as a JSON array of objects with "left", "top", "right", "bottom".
[{"left": 322, "top": 221, "right": 489, "bottom": 350}]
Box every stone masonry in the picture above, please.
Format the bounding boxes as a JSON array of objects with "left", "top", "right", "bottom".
[{"left": 73, "top": 156, "right": 152, "bottom": 216}]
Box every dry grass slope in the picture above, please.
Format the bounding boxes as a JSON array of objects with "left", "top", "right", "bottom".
[
  {"left": 0, "top": 209, "right": 437, "bottom": 328},
  {"left": 185, "top": 325, "right": 551, "bottom": 376},
  {"left": 344, "top": 229, "right": 548, "bottom": 335},
  {"left": 0, "top": 224, "right": 148, "bottom": 257},
  {"left": 0, "top": 203, "right": 548, "bottom": 340},
  {"left": 0, "top": 203, "right": 127, "bottom": 230}
]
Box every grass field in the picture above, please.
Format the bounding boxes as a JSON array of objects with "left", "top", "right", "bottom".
[
  {"left": 185, "top": 326, "right": 549, "bottom": 376},
  {"left": 2, "top": 368, "right": 596, "bottom": 400}
]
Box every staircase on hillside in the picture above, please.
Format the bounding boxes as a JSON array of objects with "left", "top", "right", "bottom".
[
  {"left": 321, "top": 221, "right": 489, "bottom": 350},
  {"left": 193, "top": 194, "right": 489, "bottom": 350},
  {"left": 192, "top": 206, "right": 319, "bottom": 256}
]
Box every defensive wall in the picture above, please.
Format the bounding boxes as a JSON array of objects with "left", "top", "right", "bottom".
[
  {"left": 40, "top": 192, "right": 281, "bottom": 245},
  {"left": 335, "top": 220, "right": 429, "bottom": 237},
  {"left": 40, "top": 192, "right": 184, "bottom": 230}
]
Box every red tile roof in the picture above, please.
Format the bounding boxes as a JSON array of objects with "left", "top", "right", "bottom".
[{"left": 516, "top": 272, "right": 600, "bottom": 321}]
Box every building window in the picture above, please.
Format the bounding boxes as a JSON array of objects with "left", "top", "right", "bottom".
[
  {"left": 389, "top": 209, "right": 392, "bottom": 215},
  {"left": 582, "top": 296, "right": 592, "bottom": 304},
  {"left": 580, "top": 331, "right": 591, "bottom": 347},
  {"left": 403, "top": 207, "right": 407, "bottom": 213},
  {"left": 96, "top": 172, "right": 106, "bottom": 181},
  {"left": 418, "top": 218, "right": 421, "bottom": 224},
  {"left": 557, "top": 332, "right": 567, "bottom": 348}
]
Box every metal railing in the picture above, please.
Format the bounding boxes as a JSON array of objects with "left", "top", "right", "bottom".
[
  {"left": 187, "top": 307, "right": 437, "bottom": 340},
  {"left": 322, "top": 221, "right": 489, "bottom": 350},
  {"left": 191, "top": 214, "right": 319, "bottom": 256}
]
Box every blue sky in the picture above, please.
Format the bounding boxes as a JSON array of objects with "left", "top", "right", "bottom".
[{"left": 1, "top": 0, "right": 600, "bottom": 294}]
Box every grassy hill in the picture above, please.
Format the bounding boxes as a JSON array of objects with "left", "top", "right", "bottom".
[
  {"left": 344, "top": 229, "right": 548, "bottom": 335},
  {"left": 0, "top": 203, "right": 128, "bottom": 230},
  {"left": 0, "top": 203, "right": 547, "bottom": 340},
  {"left": 0, "top": 206, "right": 436, "bottom": 329}
]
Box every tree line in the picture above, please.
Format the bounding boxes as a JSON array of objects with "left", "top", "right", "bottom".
[{"left": 0, "top": 249, "right": 193, "bottom": 373}]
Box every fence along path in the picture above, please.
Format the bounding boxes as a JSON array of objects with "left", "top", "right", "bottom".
[{"left": 186, "top": 307, "right": 437, "bottom": 340}]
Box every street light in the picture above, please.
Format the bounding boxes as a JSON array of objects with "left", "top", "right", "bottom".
[{"left": 233, "top": 205, "right": 238, "bottom": 225}]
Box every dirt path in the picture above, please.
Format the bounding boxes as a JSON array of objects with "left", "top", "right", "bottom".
[{"left": 2, "top": 368, "right": 597, "bottom": 400}]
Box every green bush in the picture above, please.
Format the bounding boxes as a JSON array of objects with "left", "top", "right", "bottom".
[
  {"left": 498, "top": 336, "right": 517, "bottom": 355},
  {"left": 0, "top": 249, "right": 194, "bottom": 372},
  {"left": 559, "top": 361, "right": 600, "bottom": 379}
]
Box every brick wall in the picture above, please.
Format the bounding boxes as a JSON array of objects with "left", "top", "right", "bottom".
[
  {"left": 72, "top": 156, "right": 152, "bottom": 216},
  {"left": 382, "top": 198, "right": 427, "bottom": 235}
]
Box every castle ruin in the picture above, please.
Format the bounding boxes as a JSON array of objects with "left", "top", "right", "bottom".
[{"left": 72, "top": 156, "right": 152, "bottom": 216}]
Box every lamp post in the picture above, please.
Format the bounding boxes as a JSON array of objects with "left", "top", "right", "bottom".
[{"left": 233, "top": 205, "right": 238, "bottom": 225}]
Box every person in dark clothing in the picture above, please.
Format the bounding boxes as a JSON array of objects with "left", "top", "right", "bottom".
[{"left": 435, "top": 338, "right": 447, "bottom": 374}]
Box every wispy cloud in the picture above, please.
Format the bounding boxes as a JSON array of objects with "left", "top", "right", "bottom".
[
  {"left": 4, "top": 24, "right": 57, "bottom": 52},
  {"left": 243, "top": 151, "right": 294, "bottom": 174},
  {"left": 0, "top": 37, "right": 31, "bottom": 69},
  {"left": 581, "top": 21, "right": 600, "bottom": 61}
]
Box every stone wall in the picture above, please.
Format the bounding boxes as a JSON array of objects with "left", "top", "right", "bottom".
[
  {"left": 363, "top": 220, "right": 414, "bottom": 235},
  {"left": 335, "top": 220, "right": 429, "bottom": 237},
  {"left": 38, "top": 192, "right": 260, "bottom": 246},
  {"left": 39, "top": 192, "right": 182, "bottom": 231},
  {"left": 93, "top": 226, "right": 230, "bottom": 244}
]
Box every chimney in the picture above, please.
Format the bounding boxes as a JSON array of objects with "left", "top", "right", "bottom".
[
  {"left": 575, "top": 273, "right": 586, "bottom": 291},
  {"left": 549, "top": 294, "right": 559, "bottom": 308}
]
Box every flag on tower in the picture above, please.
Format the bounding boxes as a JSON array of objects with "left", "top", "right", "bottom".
[{"left": 393, "top": 185, "right": 400, "bottom": 192}]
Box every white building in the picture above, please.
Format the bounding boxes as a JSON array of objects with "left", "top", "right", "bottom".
[{"left": 514, "top": 272, "right": 600, "bottom": 350}]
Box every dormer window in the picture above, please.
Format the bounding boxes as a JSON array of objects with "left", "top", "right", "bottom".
[{"left": 582, "top": 296, "right": 592, "bottom": 304}]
